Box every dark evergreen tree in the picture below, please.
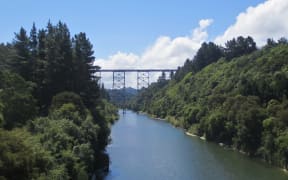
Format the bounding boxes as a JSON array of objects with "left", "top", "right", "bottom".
[
  {"left": 173, "top": 42, "right": 223, "bottom": 81},
  {"left": 224, "top": 36, "right": 257, "bottom": 60},
  {"left": 266, "top": 38, "right": 277, "bottom": 48},
  {"left": 193, "top": 42, "right": 223, "bottom": 71},
  {"left": 278, "top": 37, "right": 288, "bottom": 45},
  {"left": 13, "top": 27, "right": 31, "bottom": 80},
  {"left": 0, "top": 43, "right": 17, "bottom": 70},
  {"left": 73, "top": 32, "right": 100, "bottom": 108},
  {"left": 173, "top": 59, "right": 193, "bottom": 81},
  {"left": 29, "top": 23, "right": 38, "bottom": 56},
  {"left": 44, "top": 21, "right": 73, "bottom": 101},
  {"left": 29, "top": 23, "right": 38, "bottom": 82},
  {"left": 37, "top": 29, "right": 46, "bottom": 60}
]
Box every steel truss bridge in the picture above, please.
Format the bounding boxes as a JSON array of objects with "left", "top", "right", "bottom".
[
  {"left": 98, "top": 69, "right": 177, "bottom": 90},
  {"left": 97, "top": 69, "right": 177, "bottom": 108}
]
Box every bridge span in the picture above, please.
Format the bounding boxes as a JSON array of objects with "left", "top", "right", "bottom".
[{"left": 97, "top": 69, "right": 177, "bottom": 90}]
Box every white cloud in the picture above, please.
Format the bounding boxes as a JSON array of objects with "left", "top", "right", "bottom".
[
  {"left": 96, "top": 0, "right": 288, "bottom": 89},
  {"left": 95, "top": 19, "right": 213, "bottom": 88},
  {"left": 215, "top": 0, "right": 288, "bottom": 46},
  {"left": 193, "top": 19, "right": 213, "bottom": 42}
]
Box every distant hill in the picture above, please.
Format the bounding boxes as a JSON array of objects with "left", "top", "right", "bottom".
[{"left": 108, "top": 87, "right": 138, "bottom": 107}]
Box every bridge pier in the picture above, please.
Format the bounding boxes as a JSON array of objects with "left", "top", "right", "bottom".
[
  {"left": 137, "top": 71, "right": 149, "bottom": 90},
  {"left": 112, "top": 71, "right": 126, "bottom": 108},
  {"left": 112, "top": 71, "right": 126, "bottom": 90}
]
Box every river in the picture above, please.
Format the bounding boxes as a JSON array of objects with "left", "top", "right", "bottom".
[{"left": 105, "top": 110, "right": 287, "bottom": 180}]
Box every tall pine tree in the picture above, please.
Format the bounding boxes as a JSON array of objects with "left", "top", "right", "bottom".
[
  {"left": 73, "top": 32, "right": 100, "bottom": 108},
  {"left": 13, "top": 27, "right": 31, "bottom": 80}
]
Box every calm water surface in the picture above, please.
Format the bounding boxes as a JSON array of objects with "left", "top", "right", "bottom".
[{"left": 106, "top": 110, "right": 288, "bottom": 180}]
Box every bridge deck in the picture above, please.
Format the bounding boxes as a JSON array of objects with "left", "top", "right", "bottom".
[{"left": 99, "top": 69, "right": 177, "bottom": 72}]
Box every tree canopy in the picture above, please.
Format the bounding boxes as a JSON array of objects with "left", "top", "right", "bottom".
[{"left": 0, "top": 21, "right": 118, "bottom": 179}]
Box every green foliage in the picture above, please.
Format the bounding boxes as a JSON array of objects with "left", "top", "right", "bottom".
[
  {"left": 276, "top": 132, "right": 288, "bottom": 169},
  {"left": 193, "top": 42, "right": 223, "bottom": 71},
  {"left": 0, "top": 129, "right": 53, "bottom": 180},
  {"left": 0, "top": 102, "right": 4, "bottom": 127},
  {"left": 51, "top": 103, "right": 83, "bottom": 125},
  {"left": 50, "top": 91, "right": 86, "bottom": 117},
  {"left": 91, "top": 99, "right": 118, "bottom": 150},
  {"left": 28, "top": 100, "right": 107, "bottom": 178},
  {"left": 130, "top": 42, "right": 288, "bottom": 169},
  {"left": 224, "top": 36, "right": 257, "bottom": 60},
  {"left": 0, "top": 71, "right": 36, "bottom": 129},
  {"left": 173, "top": 42, "right": 223, "bottom": 81},
  {"left": 0, "top": 43, "right": 17, "bottom": 71},
  {"left": 0, "top": 21, "right": 118, "bottom": 179},
  {"left": 12, "top": 27, "right": 32, "bottom": 80},
  {"left": 6, "top": 21, "right": 101, "bottom": 113}
]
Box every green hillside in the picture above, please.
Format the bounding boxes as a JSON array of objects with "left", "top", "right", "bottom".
[{"left": 129, "top": 41, "right": 288, "bottom": 169}]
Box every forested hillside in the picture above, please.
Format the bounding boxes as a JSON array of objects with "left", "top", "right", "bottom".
[
  {"left": 107, "top": 87, "right": 138, "bottom": 107},
  {"left": 0, "top": 22, "right": 118, "bottom": 179},
  {"left": 129, "top": 37, "right": 288, "bottom": 169}
]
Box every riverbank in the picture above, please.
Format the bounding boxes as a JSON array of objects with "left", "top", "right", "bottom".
[
  {"left": 134, "top": 110, "right": 288, "bottom": 173},
  {"left": 137, "top": 111, "right": 212, "bottom": 143},
  {"left": 139, "top": 111, "right": 221, "bottom": 142},
  {"left": 185, "top": 132, "right": 206, "bottom": 140},
  {"left": 138, "top": 111, "right": 167, "bottom": 121},
  {"left": 139, "top": 112, "right": 208, "bottom": 141}
]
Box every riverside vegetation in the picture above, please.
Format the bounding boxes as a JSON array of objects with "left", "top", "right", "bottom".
[
  {"left": 0, "top": 21, "right": 118, "bottom": 179},
  {"left": 129, "top": 36, "right": 288, "bottom": 170}
]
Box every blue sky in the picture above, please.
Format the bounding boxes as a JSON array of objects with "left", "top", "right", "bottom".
[
  {"left": 1, "top": 0, "right": 264, "bottom": 58},
  {"left": 2, "top": 0, "right": 288, "bottom": 88}
]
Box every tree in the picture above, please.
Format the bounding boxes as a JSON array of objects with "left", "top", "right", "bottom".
[
  {"left": 73, "top": 32, "right": 100, "bottom": 108},
  {"left": 29, "top": 23, "right": 38, "bottom": 82},
  {"left": 29, "top": 23, "right": 38, "bottom": 56},
  {"left": 0, "top": 71, "right": 36, "bottom": 129},
  {"left": 193, "top": 42, "right": 223, "bottom": 71},
  {"left": 34, "top": 21, "right": 75, "bottom": 111},
  {"left": 158, "top": 71, "right": 166, "bottom": 82},
  {"left": 173, "top": 42, "right": 223, "bottom": 81},
  {"left": 0, "top": 43, "right": 17, "bottom": 71},
  {"left": 224, "top": 36, "right": 257, "bottom": 60},
  {"left": 278, "top": 37, "right": 288, "bottom": 45},
  {"left": 73, "top": 33, "right": 97, "bottom": 79},
  {"left": 266, "top": 38, "right": 277, "bottom": 48},
  {"left": 13, "top": 27, "right": 32, "bottom": 80},
  {"left": 0, "top": 129, "right": 53, "bottom": 180},
  {"left": 50, "top": 91, "right": 86, "bottom": 118},
  {"left": 38, "top": 29, "right": 46, "bottom": 60},
  {"left": 173, "top": 59, "right": 193, "bottom": 81}
]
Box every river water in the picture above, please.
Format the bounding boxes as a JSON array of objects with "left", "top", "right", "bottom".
[{"left": 105, "top": 110, "right": 287, "bottom": 180}]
